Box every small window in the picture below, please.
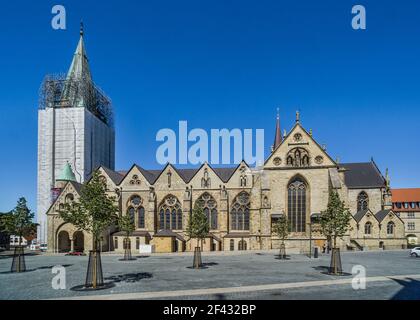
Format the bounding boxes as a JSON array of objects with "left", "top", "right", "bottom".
[
  {"left": 411, "top": 202, "right": 416, "bottom": 209},
  {"left": 396, "top": 203, "right": 402, "bottom": 209},
  {"left": 408, "top": 223, "right": 416, "bottom": 231},
  {"left": 230, "top": 239, "right": 235, "bottom": 251},
  {"left": 114, "top": 237, "right": 118, "bottom": 249},
  {"left": 136, "top": 237, "right": 140, "bottom": 250},
  {"left": 238, "top": 240, "right": 247, "bottom": 251},
  {"left": 387, "top": 222, "right": 395, "bottom": 235},
  {"left": 408, "top": 212, "right": 415, "bottom": 219},
  {"left": 404, "top": 203, "right": 409, "bottom": 209},
  {"left": 364, "top": 222, "right": 372, "bottom": 235}
]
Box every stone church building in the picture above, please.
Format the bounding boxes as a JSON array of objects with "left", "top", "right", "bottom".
[
  {"left": 46, "top": 113, "right": 406, "bottom": 254},
  {"left": 43, "top": 29, "right": 406, "bottom": 254}
]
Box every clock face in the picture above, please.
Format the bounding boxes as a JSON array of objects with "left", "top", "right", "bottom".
[
  {"left": 315, "top": 156, "right": 324, "bottom": 164},
  {"left": 273, "top": 157, "right": 282, "bottom": 166},
  {"left": 294, "top": 133, "right": 303, "bottom": 142}
]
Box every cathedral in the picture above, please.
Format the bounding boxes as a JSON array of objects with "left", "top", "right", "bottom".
[{"left": 42, "top": 30, "right": 406, "bottom": 254}]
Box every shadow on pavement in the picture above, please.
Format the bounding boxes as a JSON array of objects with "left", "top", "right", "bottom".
[
  {"left": 0, "top": 264, "right": 73, "bottom": 274},
  {"left": 105, "top": 272, "right": 153, "bottom": 283},
  {"left": 391, "top": 278, "right": 420, "bottom": 300}
]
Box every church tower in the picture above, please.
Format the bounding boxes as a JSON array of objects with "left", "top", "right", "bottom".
[{"left": 37, "top": 25, "right": 115, "bottom": 243}]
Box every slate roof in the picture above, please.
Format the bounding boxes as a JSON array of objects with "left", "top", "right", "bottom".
[
  {"left": 70, "top": 181, "right": 83, "bottom": 194},
  {"left": 112, "top": 231, "right": 150, "bottom": 237},
  {"left": 155, "top": 230, "right": 185, "bottom": 241},
  {"left": 340, "top": 162, "right": 385, "bottom": 189},
  {"left": 123, "top": 164, "right": 239, "bottom": 185},
  {"left": 353, "top": 209, "right": 370, "bottom": 223},
  {"left": 102, "top": 166, "right": 125, "bottom": 185},
  {"left": 375, "top": 209, "right": 392, "bottom": 222},
  {"left": 224, "top": 233, "right": 251, "bottom": 238}
]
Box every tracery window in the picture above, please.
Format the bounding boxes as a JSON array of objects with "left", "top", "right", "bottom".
[
  {"left": 195, "top": 193, "right": 218, "bottom": 230},
  {"left": 357, "top": 192, "right": 369, "bottom": 211},
  {"left": 288, "top": 178, "right": 307, "bottom": 233},
  {"left": 159, "top": 195, "right": 183, "bottom": 230},
  {"left": 65, "top": 194, "right": 74, "bottom": 203},
  {"left": 127, "top": 195, "right": 145, "bottom": 228},
  {"left": 231, "top": 192, "right": 250, "bottom": 231}
]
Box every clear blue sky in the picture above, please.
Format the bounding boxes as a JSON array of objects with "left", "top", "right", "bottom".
[{"left": 0, "top": 0, "right": 419, "bottom": 212}]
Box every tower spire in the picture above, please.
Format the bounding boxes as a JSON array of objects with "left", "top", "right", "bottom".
[
  {"left": 66, "top": 23, "right": 91, "bottom": 82},
  {"left": 273, "top": 108, "right": 282, "bottom": 150}
]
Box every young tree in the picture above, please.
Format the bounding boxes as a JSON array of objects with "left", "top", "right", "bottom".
[
  {"left": 2, "top": 198, "right": 36, "bottom": 273},
  {"left": 2, "top": 199, "right": 36, "bottom": 246},
  {"left": 272, "top": 216, "right": 289, "bottom": 259},
  {"left": 320, "top": 190, "right": 352, "bottom": 275},
  {"left": 117, "top": 214, "right": 136, "bottom": 261},
  {"left": 60, "top": 171, "right": 118, "bottom": 288},
  {"left": 186, "top": 206, "right": 209, "bottom": 269}
]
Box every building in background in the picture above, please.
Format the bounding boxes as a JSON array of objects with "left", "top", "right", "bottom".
[
  {"left": 37, "top": 25, "right": 115, "bottom": 244},
  {"left": 392, "top": 188, "right": 420, "bottom": 245}
]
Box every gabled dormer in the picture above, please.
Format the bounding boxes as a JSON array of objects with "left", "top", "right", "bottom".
[
  {"left": 265, "top": 111, "right": 336, "bottom": 169},
  {"left": 119, "top": 164, "right": 152, "bottom": 190}
]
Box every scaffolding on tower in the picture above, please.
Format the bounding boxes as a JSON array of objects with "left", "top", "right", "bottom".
[{"left": 38, "top": 73, "right": 114, "bottom": 128}]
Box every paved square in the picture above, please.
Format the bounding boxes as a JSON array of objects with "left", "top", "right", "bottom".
[{"left": 0, "top": 250, "right": 419, "bottom": 300}]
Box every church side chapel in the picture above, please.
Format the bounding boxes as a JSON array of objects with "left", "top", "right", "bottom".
[{"left": 46, "top": 111, "right": 406, "bottom": 254}]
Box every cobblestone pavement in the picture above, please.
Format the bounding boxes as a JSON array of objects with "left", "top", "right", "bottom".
[{"left": 0, "top": 250, "right": 419, "bottom": 300}]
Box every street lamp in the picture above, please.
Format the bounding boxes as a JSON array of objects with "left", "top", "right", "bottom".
[{"left": 308, "top": 213, "right": 321, "bottom": 259}]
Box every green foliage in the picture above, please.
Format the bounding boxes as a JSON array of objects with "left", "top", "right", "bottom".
[
  {"left": 59, "top": 171, "right": 118, "bottom": 247},
  {"left": 272, "top": 216, "right": 289, "bottom": 243},
  {"left": 0, "top": 198, "right": 35, "bottom": 244},
  {"left": 320, "top": 191, "right": 352, "bottom": 248},
  {"left": 118, "top": 214, "right": 135, "bottom": 238},
  {"left": 186, "top": 206, "right": 209, "bottom": 241}
]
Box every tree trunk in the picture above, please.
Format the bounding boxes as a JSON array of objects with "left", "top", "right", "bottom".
[
  {"left": 329, "top": 236, "right": 342, "bottom": 275},
  {"left": 85, "top": 235, "right": 104, "bottom": 289}
]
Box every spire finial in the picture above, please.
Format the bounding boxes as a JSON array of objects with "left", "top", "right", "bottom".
[
  {"left": 273, "top": 108, "right": 282, "bottom": 151},
  {"left": 296, "top": 110, "right": 300, "bottom": 123},
  {"left": 80, "top": 21, "right": 84, "bottom": 37}
]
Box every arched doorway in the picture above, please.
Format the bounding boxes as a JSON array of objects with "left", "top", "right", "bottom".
[
  {"left": 73, "top": 231, "right": 85, "bottom": 252},
  {"left": 57, "top": 231, "right": 70, "bottom": 253}
]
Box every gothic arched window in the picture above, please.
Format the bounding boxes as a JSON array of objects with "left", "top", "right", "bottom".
[
  {"left": 128, "top": 207, "right": 135, "bottom": 225},
  {"left": 288, "top": 178, "right": 307, "bottom": 233},
  {"left": 364, "top": 222, "right": 372, "bottom": 235},
  {"left": 387, "top": 222, "right": 395, "bottom": 235},
  {"left": 231, "top": 192, "right": 250, "bottom": 231},
  {"left": 127, "top": 195, "right": 145, "bottom": 229},
  {"left": 159, "top": 195, "right": 183, "bottom": 230},
  {"left": 357, "top": 192, "right": 369, "bottom": 211},
  {"left": 195, "top": 193, "right": 218, "bottom": 230},
  {"left": 138, "top": 207, "right": 145, "bottom": 229}
]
